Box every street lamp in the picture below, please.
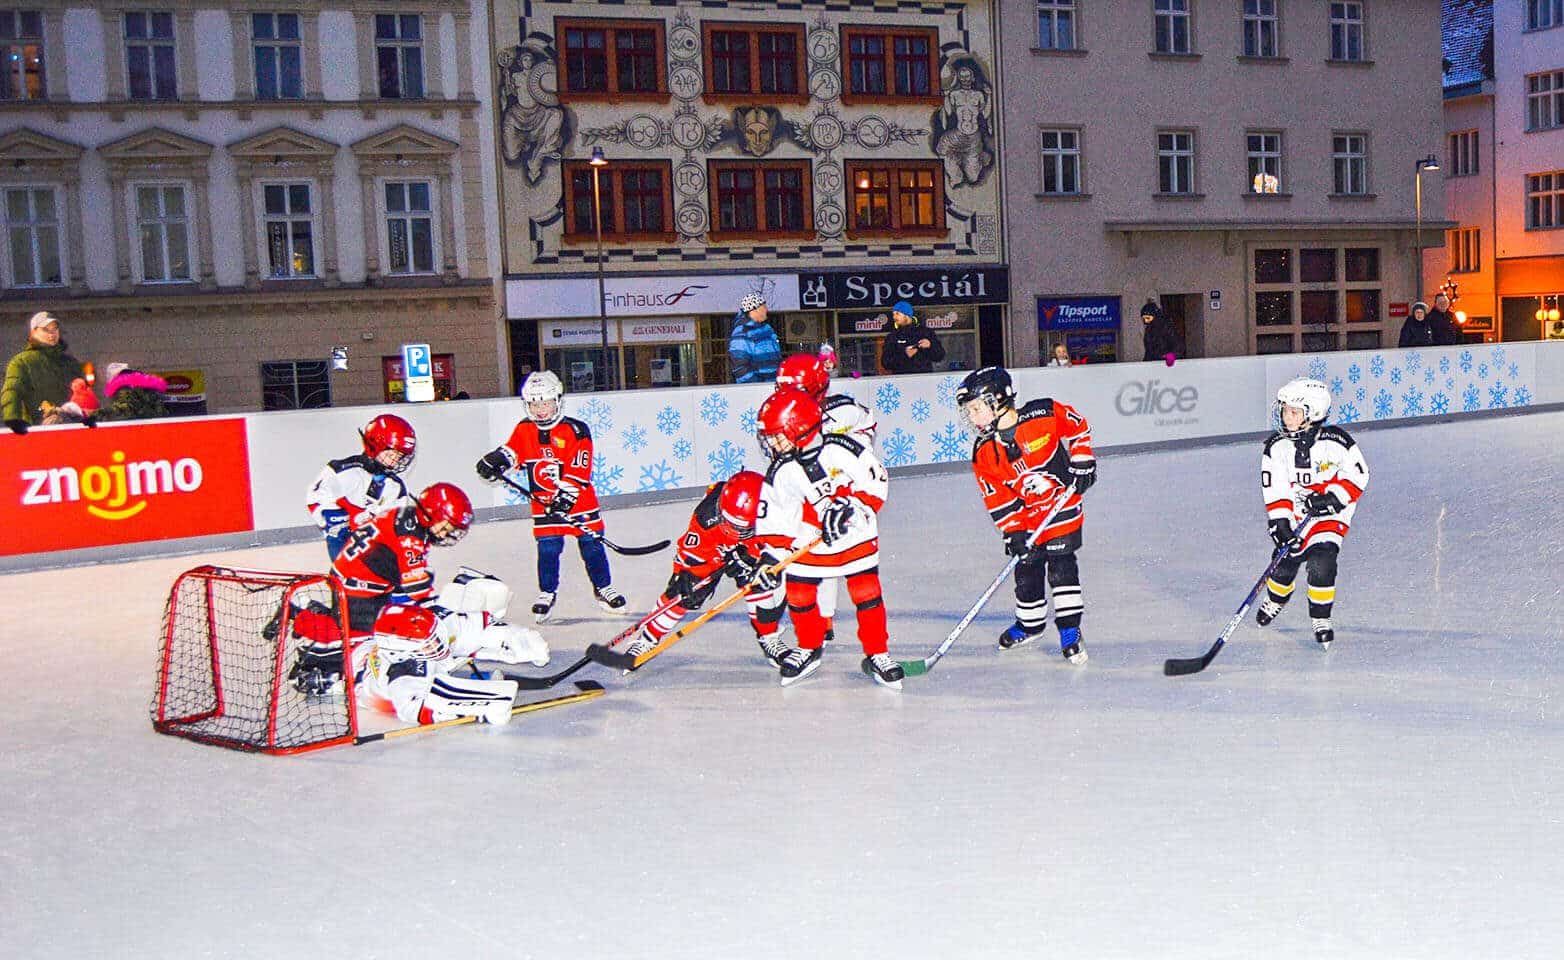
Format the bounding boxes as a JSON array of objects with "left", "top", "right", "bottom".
[
  {"left": 1414, "top": 154, "right": 1439, "bottom": 303},
  {"left": 589, "top": 146, "right": 615, "bottom": 390}
]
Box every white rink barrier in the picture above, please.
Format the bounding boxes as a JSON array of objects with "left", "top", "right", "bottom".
[{"left": 4, "top": 341, "right": 1561, "bottom": 560}]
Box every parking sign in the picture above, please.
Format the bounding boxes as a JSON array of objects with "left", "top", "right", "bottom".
[{"left": 402, "top": 343, "right": 434, "bottom": 402}]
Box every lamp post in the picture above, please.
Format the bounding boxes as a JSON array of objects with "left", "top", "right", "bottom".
[
  {"left": 1414, "top": 154, "right": 1439, "bottom": 303},
  {"left": 589, "top": 146, "right": 613, "bottom": 390}
]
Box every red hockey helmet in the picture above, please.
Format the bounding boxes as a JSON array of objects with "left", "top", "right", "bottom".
[
  {"left": 415, "top": 482, "right": 474, "bottom": 545},
  {"left": 718, "top": 470, "right": 766, "bottom": 539},
  {"left": 361, "top": 414, "right": 417, "bottom": 474},
  {"left": 757, "top": 387, "right": 823, "bottom": 456},
  {"left": 372, "top": 603, "right": 446, "bottom": 660},
  {"left": 775, "top": 354, "right": 829, "bottom": 400}
]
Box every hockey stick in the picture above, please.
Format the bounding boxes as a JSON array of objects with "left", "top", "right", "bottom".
[
  {"left": 498, "top": 476, "right": 670, "bottom": 555},
  {"left": 897, "top": 481, "right": 1078, "bottom": 678},
  {"left": 493, "top": 572, "right": 722, "bottom": 690},
  {"left": 1163, "top": 513, "right": 1317, "bottom": 677},
  {"left": 584, "top": 536, "right": 825, "bottom": 672},
  {"left": 352, "top": 681, "right": 605, "bottom": 743}
]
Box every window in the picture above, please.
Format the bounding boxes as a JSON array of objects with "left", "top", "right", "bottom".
[
  {"left": 261, "top": 359, "right": 331, "bottom": 410},
  {"left": 3, "top": 186, "right": 61, "bottom": 287},
  {"left": 1526, "top": 70, "right": 1564, "bottom": 131},
  {"left": 1448, "top": 227, "right": 1480, "bottom": 273},
  {"left": 253, "top": 13, "right": 302, "bottom": 100},
  {"left": 1039, "top": 128, "right": 1082, "bottom": 194},
  {"left": 1247, "top": 131, "right": 1282, "bottom": 192},
  {"left": 845, "top": 160, "right": 945, "bottom": 233},
  {"left": 375, "top": 13, "right": 423, "bottom": 99},
  {"left": 708, "top": 160, "right": 812, "bottom": 235},
  {"left": 1242, "top": 0, "right": 1279, "bottom": 57},
  {"left": 1526, "top": 0, "right": 1563, "bottom": 30},
  {"left": 1448, "top": 130, "right": 1479, "bottom": 176},
  {"left": 559, "top": 19, "right": 665, "bottom": 96},
  {"left": 1154, "top": 0, "right": 1192, "bottom": 54},
  {"left": 263, "top": 183, "right": 314, "bottom": 278},
  {"left": 1251, "top": 245, "right": 1384, "bottom": 353},
  {"left": 1329, "top": 2, "right": 1364, "bottom": 61},
  {"left": 1527, "top": 171, "right": 1564, "bottom": 229},
  {"left": 1036, "top": 0, "right": 1076, "bottom": 50},
  {"left": 1331, "top": 133, "right": 1367, "bottom": 195},
  {"left": 842, "top": 26, "right": 937, "bottom": 101},
  {"left": 1157, "top": 130, "right": 1195, "bottom": 194},
  {"left": 0, "top": 11, "right": 44, "bottom": 101},
  {"left": 384, "top": 180, "right": 434, "bottom": 274},
  {"left": 562, "top": 161, "right": 673, "bottom": 238},
  {"left": 702, "top": 24, "right": 805, "bottom": 98},
  {"left": 135, "top": 185, "right": 190, "bottom": 282},
  {"left": 125, "top": 11, "right": 176, "bottom": 101}
]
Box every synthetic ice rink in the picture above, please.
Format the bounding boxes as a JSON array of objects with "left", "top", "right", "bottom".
[{"left": 4, "top": 409, "right": 1561, "bottom": 960}]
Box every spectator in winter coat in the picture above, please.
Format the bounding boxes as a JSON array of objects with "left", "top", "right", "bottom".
[
  {"left": 98, "top": 363, "right": 170, "bottom": 421},
  {"left": 879, "top": 300, "right": 946, "bottom": 374},
  {"left": 1140, "top": 300, "right": 1180, "bottom": 362},
  {"left": 1398, "top": 301, "right": 1460, "bottom": 348},
  {"left": 3, "top": 311, "right": 87, "bottom": 434},
  {"left": 1422, "top": 294, "right": 1462, "bottom": 346},
  {"left": 729, "top": 294, "right": 783, "bottom": 384}
]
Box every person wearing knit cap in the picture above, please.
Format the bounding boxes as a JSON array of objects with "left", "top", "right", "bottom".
[
  {"left": 99, "top": 363, "right": 170, "bottom": 422},
  {"left": 3, "top": 311, "right": 87, "bottom": 434},
  {"left": 879, "top": 299, "right": 945, "bottom": 374},
  {"left": 1397, "top": 299, "right": 1459, "bottom": 348}
]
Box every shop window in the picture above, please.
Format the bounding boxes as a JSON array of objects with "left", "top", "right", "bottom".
[
  {"left": 832, "top": 305, "right": 976, "bottom": 376},
  {"left": 559, "top": 18, "right": 666, "bottom": 98},
  {"left": 1254, "top": 248, "right": 1291, "bottom": 283},
  {"left": 702, "top": 23, "right": 806, "bottom": 100},
  {"left": 261, "top": 359, "right": 330, "bottom": 410},
  {"left": 1300, "top": 247, "right": 1335, "bottom": 282},
  {"left": 841, "top": 26, "right": 938, "bottom": 103},
  {"left": 1251, "top": 243, "right": 1385, "bottom": 354},
  {"left": 0, "top": 10, "right": 45, "bottom": 100},
  {"left": 382, "top": 352, "right": 454, "bottom": 402},
  {"left": 708, "top": 160, "right": 812, "bottom": 237},
  {"left": 563, "top": 161, "right": 674, "bottom": 240},
  {"left": 845, "top": 161, "right": 945, "bottom": 236}
]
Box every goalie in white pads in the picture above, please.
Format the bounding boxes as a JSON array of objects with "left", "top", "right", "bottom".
[
  {"left": 357, "top": 570, "right": 551, "bottom": 725},
  {"left": 1258, "top": 378, "right": 1370, "bottom": 649}
]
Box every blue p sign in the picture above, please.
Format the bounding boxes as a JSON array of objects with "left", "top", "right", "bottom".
[{"left": 402, "top": 343, "right": 434, "bottom": 402}]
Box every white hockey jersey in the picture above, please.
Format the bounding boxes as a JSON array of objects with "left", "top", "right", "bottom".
[
  {"left": 305, "top": 455, "right": 411, "bottom": 533},
  {"left": 357, "top": 606, "right": 548, "bottom": 723},
  {"left": 765, "top": 433, "right": 888, "bottom": 578},
  {"left": 821, "top": 392, "right": 878, "bottom": 447},
  {"left": 1261, "top": 424, "right": 1370, "bottom": 549}
]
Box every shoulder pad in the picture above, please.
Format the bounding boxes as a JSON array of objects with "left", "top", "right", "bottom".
[
  {"left": 1016, "top": 398, "right": 1055, "bottom": 421},
  {"left": 822, "top": 433, "right": 865, "bottom": 457},
  {"left": 763, "top": 458, "right": 785, "bottom": 483},
  {"left": 1317, "top": 425, "right": 1356, "bottom": 448},
  {"left": 393, "top": 506, "right": 423, "bottom": 537},
  {"left": 822, "top": 393, "right": 860, "bottom": 411},
  {"left": 327, "top": 454, "right": 372, "bottom": 472},
  {"left": 558, "top": 417, "right": 592, "bottom": 439},
  {"left": 1262, "top": 432, "right": 1289, "bottom": 455},
  {"left": 693, "top": 485, "right": 723, "bottom": 528}
]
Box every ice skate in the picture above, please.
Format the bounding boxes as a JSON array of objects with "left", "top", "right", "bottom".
[
  {"left": 1256, "top": 596, "right": 1286, "bottom": 626},
  {"left": 1059, "top": 626, "right": 1087, "bottom": 665},
  {"left": 998, "top": 621, "right": 1043, "bottom": 650},
  {"left": 531, "top": 591, "right": 556, "bottom": 623},
  {"left": 861, "top": 653, "right": 904, "bottom": 690},
  {"left": 1312, "top": 618, "right": 1333, "bottom": 651},
  {"left": 778, "top": 646, "right": 822, "bottom": 686},
  {"left": 756, "top": 629, "right": 790, "bottom": 668},
  {"left": 594, "top": 585, "right": 627, "bottom": 613}
]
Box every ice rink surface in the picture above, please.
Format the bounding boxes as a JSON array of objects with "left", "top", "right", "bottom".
[{"left": 3, "top": 410, "right": 1561, "bottom": 960}]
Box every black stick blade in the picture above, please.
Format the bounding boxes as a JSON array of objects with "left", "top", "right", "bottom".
[
  {"left": 585, "top": 643, "right": 637, "bottom": 670},
  {"left": 602, "top": 537, "right": 672, "bottom": 556},
  {"left": 1163, "top": 654, "right": 1212, "bottom": 676}
]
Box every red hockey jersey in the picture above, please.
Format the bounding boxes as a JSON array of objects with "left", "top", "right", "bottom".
[
  {"left": 498, "top": 416, "right": 605, "bottom": 537},
  {"left": 970, "top": 398, "right": 1093, "bottom": 545},
  {"left": 330, "top": 507, "right": 436, "bottom": 602}
]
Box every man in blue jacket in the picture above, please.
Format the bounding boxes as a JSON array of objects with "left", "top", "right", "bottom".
[{"left": 730, "top": 293, "right": 782, "bottom": 383}]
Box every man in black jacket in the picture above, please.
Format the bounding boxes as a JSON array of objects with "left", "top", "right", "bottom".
[
  {"left": 1398, "top": 301, "right": 1460, "bottom": 347},
  {"left": 879, "top": 300, "right": 946, "bottom": 374},
  {"left": 1140, "top": 300, "right": 1179, "bottom": 362}
]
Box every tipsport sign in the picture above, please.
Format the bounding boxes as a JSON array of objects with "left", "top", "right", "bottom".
[{"left": 1, "top": 419, "right": 255, "bottom": 555}]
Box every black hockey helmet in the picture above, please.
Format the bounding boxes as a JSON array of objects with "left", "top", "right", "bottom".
[{"left": 957, "top": 367, "right": 1015, "bottom": 437}]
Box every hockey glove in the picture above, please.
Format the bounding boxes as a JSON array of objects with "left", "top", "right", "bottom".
[
  {"left": 722, "top": 546, "right": 762, "bottom": 584},
  {"left": 475, "top": 449, "right": 510, "bottom": 482},
  {"left": 1005, "top": 530, "right": 1040, "bottom": 558},
  {"left": 547, "top": 485, "right": 579, "bottom": 518},
  {"left": 819, "top": 499, "right": 857, "bottom": 546},
  {"left": 749, "top": 553, "right": 783, "bottom": 594},
  {"left": 1269, "top": 518, "right": 1302, "bottom": 553},
  {"left": 666, "top": 569, "right": 717, "bottom": 609},
  {"left": 1068, "top": 458, "right": 1096, "bottom": 493},
  {"left": 5, "top": 418, "right": 27, "bottom": 435},
  {"left": 1303, "top": 491, "right": 1345, "bottom": 516}
]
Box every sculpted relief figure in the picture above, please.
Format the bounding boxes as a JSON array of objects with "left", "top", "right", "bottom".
[
  {"left": 932, "top": 60, "right": 993, "bottom": 187},
  {"left": 499, "top": 42, "right": 566, "bottom": 185}
]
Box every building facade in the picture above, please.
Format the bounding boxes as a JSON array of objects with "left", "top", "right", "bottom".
[
  {"left": 495, "top": 0, "right": 1007, "bottom": 390},
  {"left": 1425, "top": 0, "right": 1564, "bottom": 343},
  {"left": 0, "top": 1, "right": 504, "bottom": 413},
  {"left": 1000, "top": 0, "right": 1449, "bottom": 366}
]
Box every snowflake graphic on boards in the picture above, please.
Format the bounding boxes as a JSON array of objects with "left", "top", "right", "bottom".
[
  {"left": 593, "top": 458, "right": 625, "bottom": 496},
  {"left": 1329, "top": 377, "right": 1344, "bottom": 396},
  {"left": 1429, "top": 393, "right": 1450, "bottom": 415},
  {"left": 1405, "top": 352, "right": 1422, "bottom": 372},
  {"left": 706, "top": 439, "right": 746, "bottom": 480},
  {"left": 699, "top": 392, "right": 730, "bottom": 427},
  {"left": 1369, "top": 355, "right": 1385, "bottom": 378},
  {"left": 1347, "top": 363, "right": 1362, "bottom": 384},
  {"left": 1478, "top": 363, "right": 1490, "bottom": 380},
  {"left": 1491, "top": 346, "right": 1506, "bottom": 368},
  {"left": 1308, "top": 357, "right": 1329, "bottom": 381},
  {"left": 930, "top": 422, "right": 970, "bottom": 462},
  {"left": 1355, "top": 386, "right": 1367, "bottom": 402},
  {"left": 1423, "top": 368, "right": 1436, "bottom": 386},
  {"left": 936, "top": 376, "right": 962, "bottom": 408},
  {"left": 656, "top": 406, "right": 682, "bottom": 436},
  {"left": 672, "top": 438, "right": 693, "bottom": 461},
  {"left": 1508, "top": 363, "right": 1519, "bottom": 380},
  {"left": 1487, "top": 382, "right": 1509, "bottom": 408},
  {"left": 638, "top": 460, "right": 682, "bottom": 492},
  {"left": 579, "top": 399, "right": 613, "bottom": 434},
  {"left": 882, "top": 428, "right": 917, "bottom": 467},
  {"left": 620, "top": 423, "right": 648, "bottom": 453},
  {"left": 1461, "top": 384, "right": 1481, "bottom": 411},
  {"left": 1445, "top": 377, "right": 1456, "bottom": 391},
  {"left": 910, "top": 398, "right": 932, "bottom": 423},
  {"left": 1513, "top": 386, "right": 1533, "bottom": 407},
  {"left": 1458, "top": 350, "right": 1473, "bottom": 373},
  {"left": 1373, "top": 389, "right": 1394, "bottom": 419},
  {"left": 1336, "top": 402, "right": 1361, "bottom": 424},
  {"left": 1400, "top": 387, "right": 1424, "bottom": 417},
  {"left": 1390, "top": 367, "right": 1403, "bottom": 385},
  {"left": 739, "top": 406, "right": 758, "bottom": 437},
  {"left": 1439, "top": 356, "right": 1451, "bottom": 375},
  {"left": 875, "top": 382, "right": 903, "bottom": 414}
]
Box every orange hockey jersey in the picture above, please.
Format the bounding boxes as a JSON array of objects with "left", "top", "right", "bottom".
[
  {"left": 498, "top": 416, "right": 605, "bottom": 537},
  {"left": 970, "top": 398, "right": 1093, "bottom": 545}
]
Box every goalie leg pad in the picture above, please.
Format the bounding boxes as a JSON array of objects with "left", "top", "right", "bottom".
[
  {"left": 423, "top": 674, "right": 520, "bottom": 725},
  {"left": 435, "top": 568, "right": 513, "bottom": 621},
  {"left": 470, "top": 622, "right": 550, "bottom": 667}
]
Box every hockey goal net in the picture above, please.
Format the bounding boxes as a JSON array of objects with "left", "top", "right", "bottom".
[{"left": 150, "top": 565, "right": 358, "bottom": 754}]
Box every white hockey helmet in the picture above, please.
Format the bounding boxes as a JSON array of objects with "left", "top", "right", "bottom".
[
  {"left": 521, "top": 370, "right": 564, "bottom": 427},
  {"left": 1274, "top": 377, "right": 1331, "bottom": 434}
]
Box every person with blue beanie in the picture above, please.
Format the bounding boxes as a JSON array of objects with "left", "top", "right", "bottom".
[{"left": 879, "top": 300, "right": 945, "bottom": 374}]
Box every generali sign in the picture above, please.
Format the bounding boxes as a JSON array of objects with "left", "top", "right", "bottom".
[
  {"left": 506, "top": 273, "right": 801, "bottom": 320},
  {"left": 0, "top": 419, "right": 255, "bottom": 555}
]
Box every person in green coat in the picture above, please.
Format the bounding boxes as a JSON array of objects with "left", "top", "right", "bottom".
[{"left": 4, "top": 312, "right": 86, "bottom": 434}]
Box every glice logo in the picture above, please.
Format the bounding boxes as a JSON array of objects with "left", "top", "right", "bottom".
[
  {"left": 1115, "top": 379, "right": 1198, "bottom": 416},
  {"left": 20, "top": 450, "right": 204, "bottom": 520}
]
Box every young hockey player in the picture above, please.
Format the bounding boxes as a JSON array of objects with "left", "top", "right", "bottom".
[
  {"left": 775, "top": 352, "right": 877, "bottom": 445},
  {"left": 1257, "top": 377, "right": 1370, "bottom": 649},
  {"left": 289, "top": 482, "right": 475, "bottom": 694},
  {"left": 475, "top": 370, "right": 625, "bottom": 623},
  {"left": 305, "top": 413, "right": 417, "bottom": 560},
  {"left": 957, "top": 366, "right": 1096, "bottom": 665},
  {"left": 626, "top": 470, "right": 815, "bottom": 666},
  {"left": 756, "top": 387, "right": 902, "bottom": 688}
]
